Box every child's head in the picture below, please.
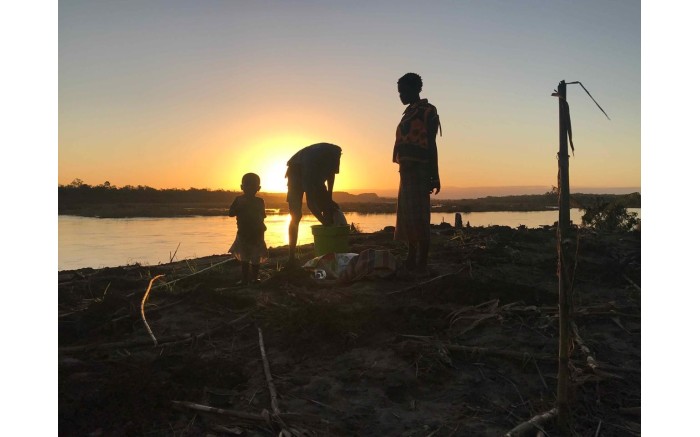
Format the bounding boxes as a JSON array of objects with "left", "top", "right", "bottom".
[{"left": 241, "top": 173, "right": 261, "bottom": 195}]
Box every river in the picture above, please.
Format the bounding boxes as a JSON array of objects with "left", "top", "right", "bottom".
[{"left": 58, "top": 209, "right": 640, "bottom": 271}]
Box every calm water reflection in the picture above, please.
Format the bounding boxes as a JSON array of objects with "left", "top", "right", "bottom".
[{"left": 58, "top": 209, "right": 640, "bottom": 271}]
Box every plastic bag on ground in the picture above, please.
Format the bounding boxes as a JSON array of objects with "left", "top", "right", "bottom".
[
  {"left": 303, "top": 252, "right": 358, "bottom": 279},
  {"left": 339, "top": 249, "right": 397, "bottom": 282}
]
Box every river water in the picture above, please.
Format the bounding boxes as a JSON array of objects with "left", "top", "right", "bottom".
[{"left": 58, "top": 209, "right": 640, "bottom": 271}]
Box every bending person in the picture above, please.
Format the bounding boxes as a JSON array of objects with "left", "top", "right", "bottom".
[{"left": 285, "top": 142, "right": 342, "bottom": 265}]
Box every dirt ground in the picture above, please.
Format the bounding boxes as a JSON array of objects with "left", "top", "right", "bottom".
[{"left": 58, "top": 224, "right": 641, "bottom": 436}]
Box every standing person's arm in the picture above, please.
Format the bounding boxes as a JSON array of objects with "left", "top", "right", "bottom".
[
  {"left": 428, "top": 109, "right": 441, "bottom": 194},
  {"left": 259, "top": 198, "right": 267, "bottom": 234}
]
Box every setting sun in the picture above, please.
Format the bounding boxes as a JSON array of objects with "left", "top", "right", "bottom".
[
  {"left": 225, "top": 133, "right": 319, "bottom": 193},
  {"left": 259, "top": 159, "right": 289, "bottom": 193}
]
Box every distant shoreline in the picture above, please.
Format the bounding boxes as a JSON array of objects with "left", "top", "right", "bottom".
[{"left": 58, "top": 189, "right": 640, "bottom": 219}]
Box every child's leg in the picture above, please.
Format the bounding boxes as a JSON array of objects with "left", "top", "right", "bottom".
[{"left": 240, "top": 261, "right": 250, "bottom": 285}]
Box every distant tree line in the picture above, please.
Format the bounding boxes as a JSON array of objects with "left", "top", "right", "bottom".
[
  {"left": 58, "top": 179, "right": 379, "bottom": 217},
  {"left": 59, "top": 179, "right": 243, "bottom": 204},
  {"left": 437, "top": 189, "right": 640, "bottom": 213},
  {"left": 59, "top": 179, "right": 640, "bottom": 218}
]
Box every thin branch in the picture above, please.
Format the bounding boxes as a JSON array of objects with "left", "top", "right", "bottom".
[
  {"left": 388, "top": 265, "right": 466, "bottom": 295},
  {"left": 622, "top": 274, "right": 641, "bottom": 292},
  {"left": 258, "top": 328, "right": 281, "bottom": 415},
  {"left": 156, "top": 258, "right": 233, "bottom": 289},
  {"left": 444, "top": 344, "right": 553, "bottom": 362},
  {"left": 141, "top": 274, "right": 165, "bottom": 346},
  {"left": 59, "top": 334, "right": 192, "bottom": 353},
  {"left": 504, "top": 407, "right": 558, "bottom": 437},
  {"left": 126, "top": 258, "right": 234, "bottom": 297},
  {"left": 571, "top": 321, "right": 599, "bottom": 371},
  {"left": 172, "top": 400, "right": 271, "bottom": 422},
  {"left": 169, "top": 242, "right": 181, "bottom": 263},
  {"left": 111, "top": 297, "right": 187, "bottom": 323},
  {"left": 567, "top": 81, "right": 610, "bottom": 120},
  {"left": 534, "top": 360, "right": 549, "bottom": 391}
]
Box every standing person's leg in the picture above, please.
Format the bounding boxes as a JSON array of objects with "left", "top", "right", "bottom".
[
  {"left": 288, "top": 208, "right": 302, "bottom": 264},
  {"left": 395, "top": 162, "right": 413, "bottom": 267},
  {"left": 416, "top": 164, "right": 432, "bottom": 276},
  {"left": 394, "top": 161, "right": 430, "bottom": 272},
  {"left": 286, "top": 166, "right": 304, "bottom": 265},
  {"left": 417, "top": 239, "right": 429, "bottom": 272},
  {"left": 240, "top": 261, "right": 250, "bottom": 285},
  {"left": 250, "top": 263, "right": 260, "bottom": 283}
]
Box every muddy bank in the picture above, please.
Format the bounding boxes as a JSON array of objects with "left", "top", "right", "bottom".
[{"left": 58, "top": 225, "right": 640, "bottom": 436}]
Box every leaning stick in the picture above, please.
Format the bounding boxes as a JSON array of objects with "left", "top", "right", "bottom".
[
  {"left": 622, "top": 274, "right": 641, "bottom": 292},
  {"left": 126, "top": 258, "right": 234, "bottom": 297},
  {"left": 196, "top": 311, "right": 251, "bottom": 341},
  {"left": 571, "top": 321, "right": 599, "bottom": 371},
  {"left": 157, "top": 258, "right": 233, "bottom": 288},
  {"left": 141, "top": 274, "right": 165, "bottom": 346},
  {"left": 388, "top": 265, "right": 467, "bottom": 295},
  {"left": 504, "top": 407, "right": 558, "bottom": 437},
  {"left": 171, "top": 401, "right": 319, "bottom": 433},
  {"left": 442, "top": 344, "right": 555, "bottom": 363},
  {"left": 258, "top": 328, "right": 281, "bottom": 415},
  {"left": 59, "top": 334, "right": 192, "bottom": 353},
  {"left": 408, "top": 340, "right": 640, "bottom": 375},
  {"left": 112, "top": 297, "right": 187, "bottom": 323},
  {"left": 172, "top": 400, "right": 271, "bottom": 422}
]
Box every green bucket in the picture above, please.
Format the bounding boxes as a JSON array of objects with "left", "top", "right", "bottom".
[{"left": 311, "top": 224, "right": 350, "bottom": 256}]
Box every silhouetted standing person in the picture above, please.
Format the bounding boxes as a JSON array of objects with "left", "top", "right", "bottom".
[
  {"left": 285, "top": 142, "right": 342, "bottom": 265},
  {"left": 392, "top": 73, "right": 441, "bottom": 278}
]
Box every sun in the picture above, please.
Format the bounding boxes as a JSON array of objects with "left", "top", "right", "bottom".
[
  {"left": 259, "top": 159, "right": 289, "bottom": 193},
  {"left": 225, "top": 133, "right": 321, "bottom": 193}
]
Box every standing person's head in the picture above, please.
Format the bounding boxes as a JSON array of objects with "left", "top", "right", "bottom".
[
  {"left": 241, "top": 173, "right": 261, "bottom": 196},
  {"left": 397, "top": 72, "right": 422, "bottom": 105}
]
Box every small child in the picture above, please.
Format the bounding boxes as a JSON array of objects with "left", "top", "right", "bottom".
[{"left": 228, "top": 173, "right": 268, "bottom": 285}]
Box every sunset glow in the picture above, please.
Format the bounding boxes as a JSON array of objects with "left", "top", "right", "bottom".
[
  {"left": 259, "top": 160, "right": 289, "bottom": 194},
  {"left": 58, "top": 1, "right": 641, "bottom": 196}
]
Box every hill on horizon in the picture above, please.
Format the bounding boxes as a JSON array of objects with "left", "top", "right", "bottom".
[{"left": 330, "top": 185, "right": 641, "bottom": 200}]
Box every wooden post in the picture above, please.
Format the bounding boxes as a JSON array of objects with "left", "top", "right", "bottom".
[
  {"left": 558, "top": 80, "right": 571, "bottom": 234},
  {"left": 555, "top": 79, "right": 572, "bottom": 433}
]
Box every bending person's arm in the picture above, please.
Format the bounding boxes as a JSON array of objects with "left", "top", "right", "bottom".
[{"left": 326, "top": 173, "right": 335, "bottom": 197}]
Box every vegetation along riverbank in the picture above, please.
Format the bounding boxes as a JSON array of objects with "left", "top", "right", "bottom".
[{"left": 59, "top": 181, "right": 640, "bottom": 218}]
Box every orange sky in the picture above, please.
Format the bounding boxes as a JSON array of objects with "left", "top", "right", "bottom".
[{"left": 58, "top": 1, "right": 641, "bottom": 196}]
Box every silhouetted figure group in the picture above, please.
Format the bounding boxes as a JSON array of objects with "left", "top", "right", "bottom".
[{"left": 228, "top": 72, "right": 440, "bottom": 284}]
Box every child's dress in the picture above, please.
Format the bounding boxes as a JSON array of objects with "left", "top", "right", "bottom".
[{"left": 228, "top": 195, "right": 268, "bottom": 263}]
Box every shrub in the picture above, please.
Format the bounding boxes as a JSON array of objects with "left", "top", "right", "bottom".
[{"left": 581, "top": 199, "right": 639, "bottom": 232}]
